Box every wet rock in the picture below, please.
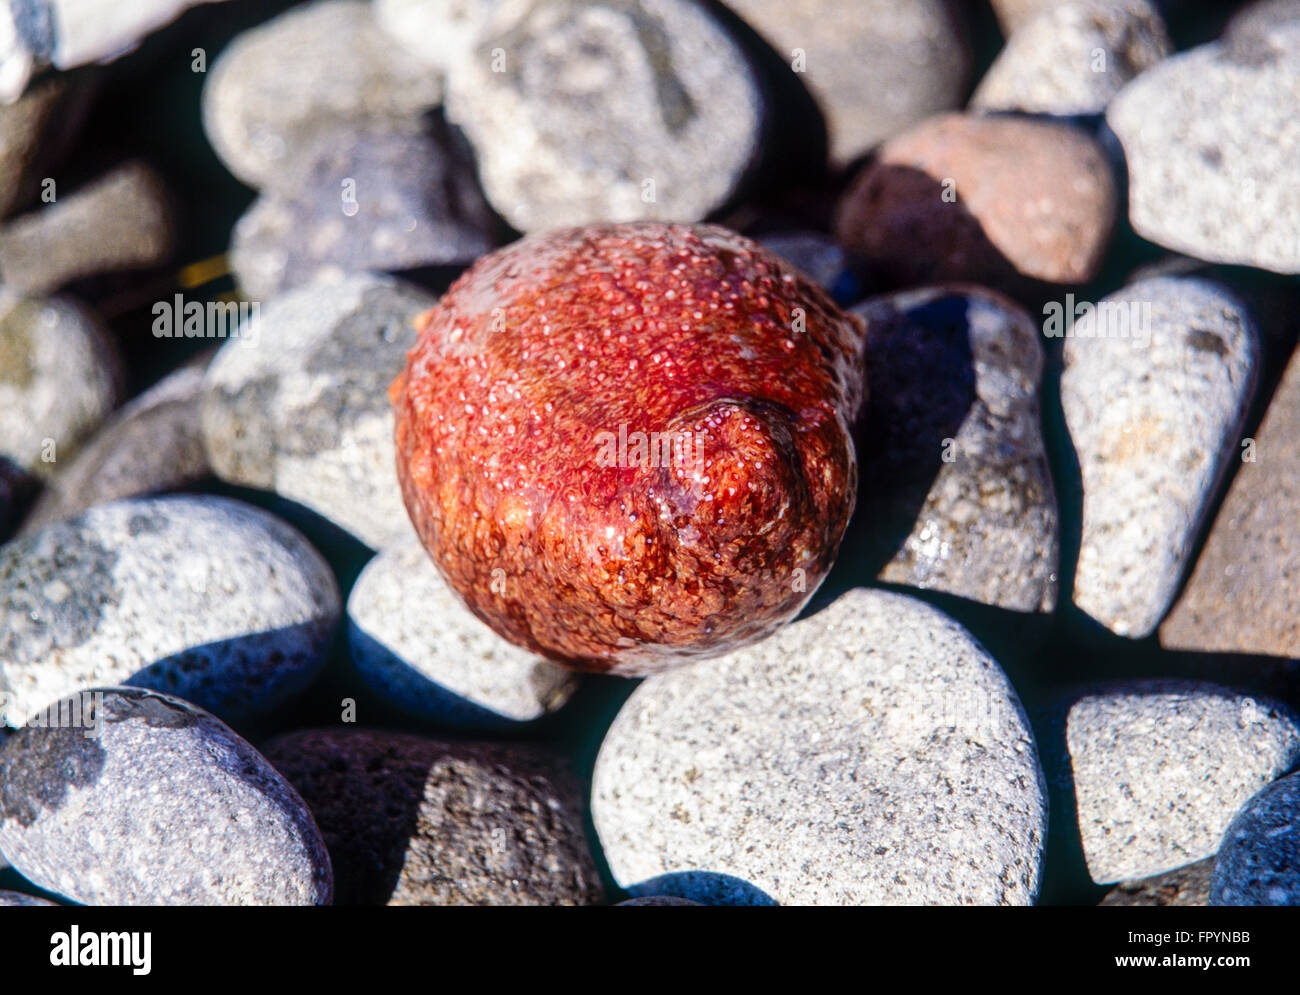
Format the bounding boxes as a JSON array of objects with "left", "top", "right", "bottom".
[
  {"left": 723, "top": 0, "right": 971, "bottom": 162},
  {"left": 230, "top": 117, "right": 496, "bottom": 300},
  {"left": 847, "top": 286, "right": 1059, "bottom": 612},
  {"left": 262, "top": 728, "right": 603, "bottom": 906},
  {"left": 202, "top": 0, "right": 443, "bottom": 188},
  {"left": 0, "top": 495, "right": 339, "bottom": 727},
  {"left": 1211, "top": 770, "right": 1300, "bottom": 905},
  {"left": 0, "top": 162, "right": 173, "bottom": 294},
  {"left": 348, "top": 537, "right": 580, "bottom": 731},
  {"left": 0, "top": 687, "right": 332, "bottom": 905},
  {"left": 20, "top": 355, "right": 211, "bottom": 534},
  {"left": 1160, "top": 342, "right": 1300, "bottom": 660},
  {"left": 973, "top": 0, "right": 1171, "bottom": 116},
  {"left": 835, "top": 113, "right": 1116, "bottom": 289},
  {"left": 592, "top": 588, "right": 1047, "bottom": 905},
  {"left": 1062, "top": 277, "right": 1258, "bottom": 637},
  {"left": 201, "top": 273, "right": 434, "bottom": 549},
  {"left": 445, "top": 0, "right": 763, "bottom": 232}
]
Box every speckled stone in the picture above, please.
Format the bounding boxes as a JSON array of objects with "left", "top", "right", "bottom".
[
  {"left": 1211, "top": 770, "right": 1300, "bottom": 905},
  {"left": 1160, "top": 343, "right": 1300, "bottom": 660},
  {"left": 0, "top": 495, "right": 339, "bottom": 727},
  {"left": 848, "top": 286, "right": 1058, "bottom": 612},
  {"left": 200, "top": 274, "right": 434, "bottom": 549},
  {"left": 616, "top": 895, "right": 701, "bottom": 906},
  {"left": 374, "top": 0, "right": 502, "bottom": 73},
  {"left": 592, "top": 588, "right": 1047, "bottom": 906},
  {"left": 261, "top": 728, "right": 603, "bottom": 906},
  {"left": 0, "top": 889, "right": 58, "bottom": 906},
  {"left": 348, "top": 536, "right": 580, "bottom": 730},
  {"left": 721, "top": 0, "right": 970, "bottom": 162},
  {"left": 973, "top": 0, "right": 1171, "bottom": 116},
  {"left": 0, "top": 291, "right": 121, "bottom": 483},
  {"left": 1054, "top": 681, "right": 1300, "bottom": 884},
  {"left": 1106, "top": 12, "right": 1300, "bottom": 273},
  {"left": 1062, "top": 277, "right": 1259, "bottom": 637},
  {"left": 835, "top": 113, "right": 1116, "bottom": 289},
  {"left": 20, "top": 355, "right": 211, "bottom": 535},
  {"left": 1100, "top": 858, "right": 1213, "bottom": 906},
  {"left": 202, "top": 0, "right": 443, "bottom": 189},
  {"left": 0, "top": 688, "right": 332, "bottom": 905},
  {"left": 445, "top": 0, "right": 763, "bottom": 232},
  {"left": 0, "top": 162, "right": 173, "bottom": 294},
  {"left": 229, "top": 117, "right": 496, "bottom": 301}
]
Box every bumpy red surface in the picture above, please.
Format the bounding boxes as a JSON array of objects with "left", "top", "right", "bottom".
[{"left": 390, "top": 223, "right": 866, "bottom": 675}]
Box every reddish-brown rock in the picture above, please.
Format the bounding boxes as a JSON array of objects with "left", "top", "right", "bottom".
[
  {"left": 390, "top": 223, "right": 866, "bottom": 675},
  {"left": 834, "top": 113, "right": 1116, "bottom": 289}
]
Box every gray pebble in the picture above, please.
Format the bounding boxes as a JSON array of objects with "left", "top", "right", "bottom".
[
  {"left": 0, "top": 889, "right": 58, "bottom": 906},
  {"left": 592, "top": 588, "right": 1047, "bottom": 906},
  {"left": 374, "top": 0, "right": 502, "bottom": 74},
  {"left": 616, "top": 896, "right": 701, "bottom": 906},
  {"left": 0, "top": 495, "right": 339, "bottom": 727},
  {"left": 1052, "top": 681, "right": 1300, "bottom": 884},
  {"left": 0, "top": 162, "right": 173, "bottom": 294},
  {"left": 200, "top": 273, "right": 434, "bottom": 549},
  {"left": 0, "top": 290, "right": 122, "bottom": 485},
  {"left": 445, "top": 0, "right": 763, "bottom": 232},
  {"left": 262, "top": 728, "right": 603, "bottom": 906},
  {"left": 230, "top": 117, "right": 496, "bottom": 300},
  {"left": 724, "top": 0, "right": 971, "bottom": 162},
  {"left": 0, "top": 687, "right": 332, "bottom": 905},
  {"left": 20, "top": 355, "right": 211, "bottom": 535},
  {"left": 973, "top": 0, "right": 1171, "bottom": 116},
  {"left": 1106, "top": 14, "right": 1300, "bottom": 272},
  {"left": 202, "top": 0, "right": 443, "bottom": 189},
  {"left": 348, "top": 536, "right": 580, "bottom": 731},
  {"left": 1061, "top": 277, "right": 1258, "bottom": 637},
  {"left": 849, "top": 286, "right": 1059, "bottom": 613},
  {"left": 1212, "top": 770, "right": 1300, "bottom": 906},
  {"left": 1100, "top": 857, "right": 1213, "bottom": 906}
]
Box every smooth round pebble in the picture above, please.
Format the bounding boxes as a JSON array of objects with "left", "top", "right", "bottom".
[
  {"left": 0, "top": 495, "right": 339, "bottom": 727},
  {"left": 0, "top": 687, "right": 332, "bottom": 905},
  {"left": 616, "top": 896, "right": 701, "bottom": 906},
  {"left": 592, "top": 588, "right": 1047, "bottom": 906},
  {"left": 848, "top": 286, "right": 1059, "bottom": 613},
  {"left": 201, "top": 273, "right": 435, "bottom": 549},
  {"left": 230, "top": 117, "right": 496, "bottom": 300},
  {"left": 1211, "top": 770, "right": 1300, "bottom": 906},
  {"left": 445, "top": 0, "right": 763, "bottom": 231},
  {"left": 202, "top": 0, "right": 444, "bottom": 188},
  {"left": 374, "top": 0, "right": 502, "bottom": 74},
  {"left": 1062, "top": 276, "right": 1258, "bottom": 637},
  {"left": 0, "top": 889, "right": 58, "bottom": 906},
  {"left": 348, "top": 536, "right": 580, "bottom": 730},
  {"left": 262, "top": 728, "right": 603, "bottom": 906},
  {"left": 1051, "top": 681, "right": 1300, "bottom": 884}
]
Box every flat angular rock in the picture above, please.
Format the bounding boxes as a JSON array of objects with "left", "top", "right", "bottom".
[
  {"left": 0, "top": 291, "right": 121, "bottom": 484},
  {"left": 0, "top": 162, "right": 173, "bottom": 294},
  {"left": 201, "top": 274, "right": 435, "bottom": 549},
  {"left": 1053, "top": 681, "right": 1300, "bottom": 884},
  {"left": 445, "top": 0, "right": 763, "bottom": 232},
  {"left": 0, "top": 687, "right": 332, "bottom": 905},
  {"left": 230, "top": 117, "right": 496, "bottom": 300},
  {"left": 973, "top": 0, "right": 1171, "bottom": 116},
  {"left": 1160, "top": 343, "right": 1300, "bottom": 659},
  {"left": 348, "top": 537, "right": 580, "bottom": 730},
  {"left": 1106, "top": 12, "right": 1300, "bottom": 272},
  {"left": 592, "top": 588, "right": 1047, "bottom": 906},
  {"left": 202, "top": 0, "right": 443, "bottom": 189},
  {"left": 835, "top": 113, "right": 1116, "bottom": 289},
  {"left": 722, "top": 0, "right": 970, "bottom": 162},
  {"left": 1062, "top": 276, "right": 1259, "bottom": 637},
  {"left": 262, "top": 728, "right": 603, "bottom": 906},
  {"left": 20, "top": 356, "right": 211, "bottom": 535},
  {"left": 0, "top": 495, "right": 339, "bottom": 727},
  {"left": 1212, "top": 770, "right": 1300, "bottom": 906},
  {"left": 848, "top": 286, "right": 1059, "bottom": 612}
]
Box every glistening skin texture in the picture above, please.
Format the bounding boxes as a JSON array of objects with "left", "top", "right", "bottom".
[{"left": 391, "top": 223, "right": 866, "bottom": 674}]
